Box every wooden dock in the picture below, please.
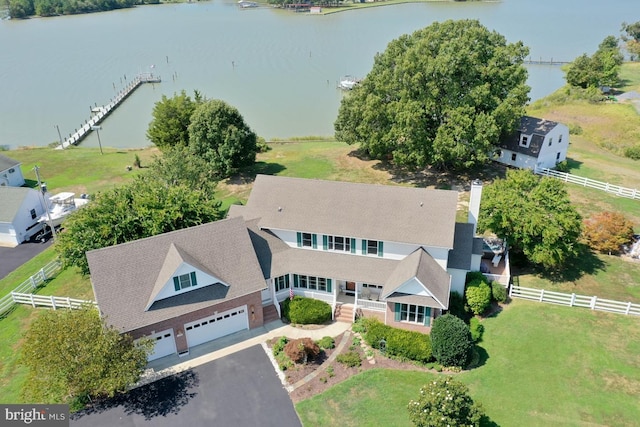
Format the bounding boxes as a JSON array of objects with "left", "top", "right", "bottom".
[
  {"left": 56, "top": 73, "right": 161, "bottom": 150},
  {"left": 523, "top": 57, "right": 570, "bottom": 66}
]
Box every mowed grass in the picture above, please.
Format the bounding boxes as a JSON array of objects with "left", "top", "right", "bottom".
[
  {"left": 297, "top": 300, "right": 640, "bottom": 427},
  {"left": 6, "top": 146, "right": 159, "bottom": 195}
]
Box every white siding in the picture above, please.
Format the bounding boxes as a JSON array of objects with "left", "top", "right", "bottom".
[
  {"left": 1, "top": 190, "right": 46, "bottom": 246},
  {"left": 470, "top": 254, "right": 482, "bottom": 272},
  {"left": 496, "top": 149, "right": 538, "bottom": 170},
  {"left": 448, "top": 269, "right": 467, "bottom": 295},
  {"left": 536, "top": 124, "right": 569, "bottom": 169},
  {"left": 0, "top": 165, "right": 25, "bottom": 187},
  {"left": 152, "top": 263, "right": 227, "bottom": 303}
]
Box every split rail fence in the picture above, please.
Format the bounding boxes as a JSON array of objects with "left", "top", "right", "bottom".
[
  {"left": 534, "top": 167, "right": 640, "bottom": 201},
  {"left": 509, "top": 285, "right": 640, "bottom": 316}
]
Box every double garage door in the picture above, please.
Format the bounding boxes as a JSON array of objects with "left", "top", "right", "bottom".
[{"left": 185, "top": 305, "right": 249, "bottom": 348}]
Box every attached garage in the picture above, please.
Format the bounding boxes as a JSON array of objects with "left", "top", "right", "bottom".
[
  {"left": 146, "top": 329, "right": 176, "bottom": 361},
  {"left": 185, "top": 306, "right": 248, "bottom": 349}
]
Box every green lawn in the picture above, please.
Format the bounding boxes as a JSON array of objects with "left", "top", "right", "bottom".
[{"left": 297, "top": 300, "right": 640, "bottom": 426}]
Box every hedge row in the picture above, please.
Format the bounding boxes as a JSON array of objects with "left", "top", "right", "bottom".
[
  {"left": 281, "top": 296, "right": 332, "bottom": 324},
  {"left": 360, "top": 318, "right": 432, "bottom": 363}
]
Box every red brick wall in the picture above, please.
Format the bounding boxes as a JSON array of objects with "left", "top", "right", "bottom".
[
  {"left": 128, "top": 291, "right": 263, "bottom": 353},
  {"left": 385, "top": 303, "right": 433, "bottom": 334}
]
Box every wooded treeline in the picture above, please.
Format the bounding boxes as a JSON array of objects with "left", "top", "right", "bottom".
[{"left": 6, "top": 0, "right": 158, "bottom": 19}]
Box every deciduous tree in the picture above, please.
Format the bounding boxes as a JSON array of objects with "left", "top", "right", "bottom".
[
  {"left": 407, "top": 377, "right": 483, "bottom": 427},
  {"left": 147, "top": 90, "right": 198, "bottom": 150},
  {"left": 478, "top": 169, "right": 582, "bottom": 270},
  {"left": 621, "top": 21, "right": 640, "bottom": 60},
  {"left": 582, "top": 211, "right": 635, "bottom": 254},
  {"left": 565, "top": 35, "right": 623, "bottom": 89},
  {"left": 55, "top": 175, "right": 223, "bottom": 275},
  {"left": 188, "top": 99, "right": 258, "bottom": 177},
  {"left": 20, "top": 307, "right": 152, "bottom": 405},
  {"left": 334, "top": 19, "right": 530, "bottom": 171}
]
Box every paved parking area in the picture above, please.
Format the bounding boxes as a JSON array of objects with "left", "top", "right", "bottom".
[
  {"left": 0, "top": 240, "right": 52, "bottom": 280},
  {"left": 70, "top": 344, "right": 302, "bottom": 427}
]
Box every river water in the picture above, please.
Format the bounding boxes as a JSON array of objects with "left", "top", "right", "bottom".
[{"left": 0, "top": 0, "right": 636, "bottom": 149}]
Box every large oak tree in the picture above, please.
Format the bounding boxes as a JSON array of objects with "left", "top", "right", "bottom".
[
  {"left": 478, "top": 169, "right": 583, "bottom": 270},
  {"left": 334, "top": 19, "right": 530, "bottom": 171}
]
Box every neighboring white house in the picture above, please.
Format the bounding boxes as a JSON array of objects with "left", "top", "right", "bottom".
[
  {"left": 0, "top": 187, "right": 46, "bottom": 247},
  {"left": 88, "top": 175, "right": 488, "bottom": 360},
  {"left": 0, "top": 154, "right": 25, "bottom": 187},
  {"left": 494, "top": 116, "right": 569, "bottom": 170}
]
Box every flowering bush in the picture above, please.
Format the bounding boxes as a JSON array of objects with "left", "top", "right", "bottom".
[{"left": 407, "top": 377, "right": 483, "bottom": 427}]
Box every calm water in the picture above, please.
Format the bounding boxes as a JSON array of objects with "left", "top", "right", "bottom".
[{"left": 0, "top": 0, "right": 637, "bottom": 149}]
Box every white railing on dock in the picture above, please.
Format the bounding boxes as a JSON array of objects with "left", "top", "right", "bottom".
[{"left": 57, "top": 73, "right": 161, "bottom": 150}]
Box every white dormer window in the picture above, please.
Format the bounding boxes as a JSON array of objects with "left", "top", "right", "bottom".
[
  {"left": 173, "top": 272, "right": 197, "bottom": 291},
  {"left": 559, "top": 134, "right": 563, "bottom": 143},
  {"left": 519, "top": 135, "right": 529, "bottom": 147},
  {"left": 548, "top": 137, "right": 553, "bottom": 146}
]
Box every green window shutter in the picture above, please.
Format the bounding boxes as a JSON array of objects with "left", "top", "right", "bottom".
[
  {"left": 424, "top": 307, "right": 431, "bottom": 326},
  {"left": 378, "top": 241, "right": 384, "bottom": 257},
  {"left": 350, "top": 238, "right": 356, "bottom": 253},
  {"left": 327, "top": 278, "right": 332, "bottom": 293},
  {"left": 294, "top": 274, "right": 299, "bottom": 287},
  {"left": 173, "top": 276, "right": 180, "bottom": 291},
  {"left": 296, "top": 232, "right": 302, "bottom": 247},
  {"left": 312, "top": 234, "right": 318, "bottom": 249},
  {"left": 394, "top": 303, "right": 401, "bottom": 321},
  {"left": 323, "top": 235, "right": 328, "bottom": 250},
  {"left": 190, "top": 271, "right": 198, "bottom": 287},
  {"left": 361, "top": 239, "right": 367, "bottom": 255}
]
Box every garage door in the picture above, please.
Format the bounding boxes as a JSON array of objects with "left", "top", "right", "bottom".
[
  {"left": 185, "top": 306, "right": 248, "bottom": 349},
  {"left": 146, "top": 329, "right": 176, "bottom": 361}
]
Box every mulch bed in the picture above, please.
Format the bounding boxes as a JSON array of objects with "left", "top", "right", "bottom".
[{"left": 266, "top": 331, "right": 435, "bottom": 403}]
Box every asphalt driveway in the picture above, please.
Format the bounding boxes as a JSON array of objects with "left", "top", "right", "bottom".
[
  {"left": 71, "top": 344, "right": 302, "bottom": 427},
  {"left": 0, "top": 239, "right": 53, "bottom": 280}
]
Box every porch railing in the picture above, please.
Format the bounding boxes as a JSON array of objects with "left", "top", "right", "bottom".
[{"left": 356, "top": 298, "right": 386, "bottom": 312}]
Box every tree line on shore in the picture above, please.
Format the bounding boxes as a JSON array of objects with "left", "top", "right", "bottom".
[{"left": 5, "top": 0, "right": 158, "bottom": 19}]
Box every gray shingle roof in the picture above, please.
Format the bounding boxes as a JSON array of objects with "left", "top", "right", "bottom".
[
  {"left": 447, "top": 223, "right": 474, "bottom": 270},
  {"left": 0, "top": 187, "right": 33, "bottom": 222},
  {"left": 382, "top": 249, "right": 450, "bottom": 309},
  {"left": 240, "top": 175, "right": 458, "bottom": 249},
  {"left": 499, "top": 116, "right": 558, "bottom": 157},
  {"left": 87, "top": 216, "right": 266, "bottom": 333},
  {"left": 0, "top": 154, "right": 20, "bottom": 172}
]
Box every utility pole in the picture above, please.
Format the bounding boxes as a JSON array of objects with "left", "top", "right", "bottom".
[
  {"left": 55, "top": 125, "right": 64, "bottom": 149},
  {"left": 91, "top": 125, "right": 104, "bottom": 155},
  {"left": 33, "top": 165, "right": 57, "bottom": 242}
]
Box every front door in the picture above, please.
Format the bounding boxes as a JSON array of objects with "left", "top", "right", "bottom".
[{"left": 346, "top": 281, "right": 356, "bottom": 294}]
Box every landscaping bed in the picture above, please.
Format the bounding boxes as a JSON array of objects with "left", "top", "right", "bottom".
[{"left": 267, "top": 330, "right": 435, "bottom": 403}]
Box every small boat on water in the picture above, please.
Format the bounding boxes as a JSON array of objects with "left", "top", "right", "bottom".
[
  {"left": 238, "top": 0, "right": 258, "bottom": 8},
  {"left": 38, "top": 192, "right": 89, "bottom": 228},
  {"left": 338, "top": 75, "right": 361, "bottom": 90}
]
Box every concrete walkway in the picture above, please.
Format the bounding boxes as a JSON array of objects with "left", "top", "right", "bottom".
[{"left": 136, "top": 320, "right": 352, "bottom": 389}]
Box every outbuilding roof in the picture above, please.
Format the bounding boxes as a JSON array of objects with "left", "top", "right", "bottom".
[
  {"left": 0, "top": 154, "right": 20, "bottom": 171},
  {"left": 499, "top": 116, "right": 559, "bottom": 157},
  {"left": 0, "top": 187, "right": 33, "bottom": 222}
]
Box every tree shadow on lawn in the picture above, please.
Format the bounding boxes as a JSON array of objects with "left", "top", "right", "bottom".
[
  {"left": 72, "top": 370, "right": 199, "bottom": 421},
  {"left": 511, "top": 244, "right": 606, "bottom": 284},
  {"left": 348, "top": 148, "right": 509, "bottom": 189},
  {"left": 229, "top": 161, "right": 287, "bottom": 185}
]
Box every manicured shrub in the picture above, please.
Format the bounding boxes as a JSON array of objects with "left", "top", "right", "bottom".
[
  {"left": 407, "top": 377, "right": 484, "bottom": 427},
  {"left": 447, "top": 291, "right": 468, "bottom": 321},
  {"left": 491, "top": 281, "right": 508, "bottom": 303},
  {"left": 469, "top": 317, "right": 484, "bottom": 343},
  {"left": 317, "top": 336, "right": 335, "bottom": 350},
  {"left": 465, "top": 282, "right": 492, "bottom": 315},
  {"left": 352, "top": 316, "right": 367, "bottom": 333},
  {"left": 362, "top": 318, "right": 432, "bottom": 363},
  {"left": 284, "top": 337, "right": 320, "bottom": 364},
  {"left": 386, "top": 328, "right": 432, "bottom": 363},
  {"left": 281, "top": 296, "right": 332, "bottom": 324},
  {"left": 337, "top": 351, "right": 361, "bottom": 368},
  {"left": 465, "top": 271, "right": 487, "bottom": 286},
  {"left": 431, "top": 314, "right": 473, "bottom": 368},
  {"left": 275, "top": 352, "right": 293, "bottom": 371}
]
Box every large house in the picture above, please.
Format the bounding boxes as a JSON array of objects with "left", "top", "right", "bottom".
[
  {"left": 0, "top": 187, "right": 47, "bottom": 247},
  {"left": 0, "top": 154, "right": 25, "bottom": 187},
  {"left": 88, "top": 175, "right": 484, "bottom": 361},
  {"left": 494, "top": 116, "right": 569, "bottom": 170}
]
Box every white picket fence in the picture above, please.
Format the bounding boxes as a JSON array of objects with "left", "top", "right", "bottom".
[
  {"left": 10, "top": 292, "right": 96, "bottom": 310},
  {"left": 0, "top": 259, "right": 63, "bottom": 316},
  {"left": 534, "top": 167, "right": 640, "bottom": 201},
  {"left": 509, "top": 285, "right": 640, "bottom": 316}
]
